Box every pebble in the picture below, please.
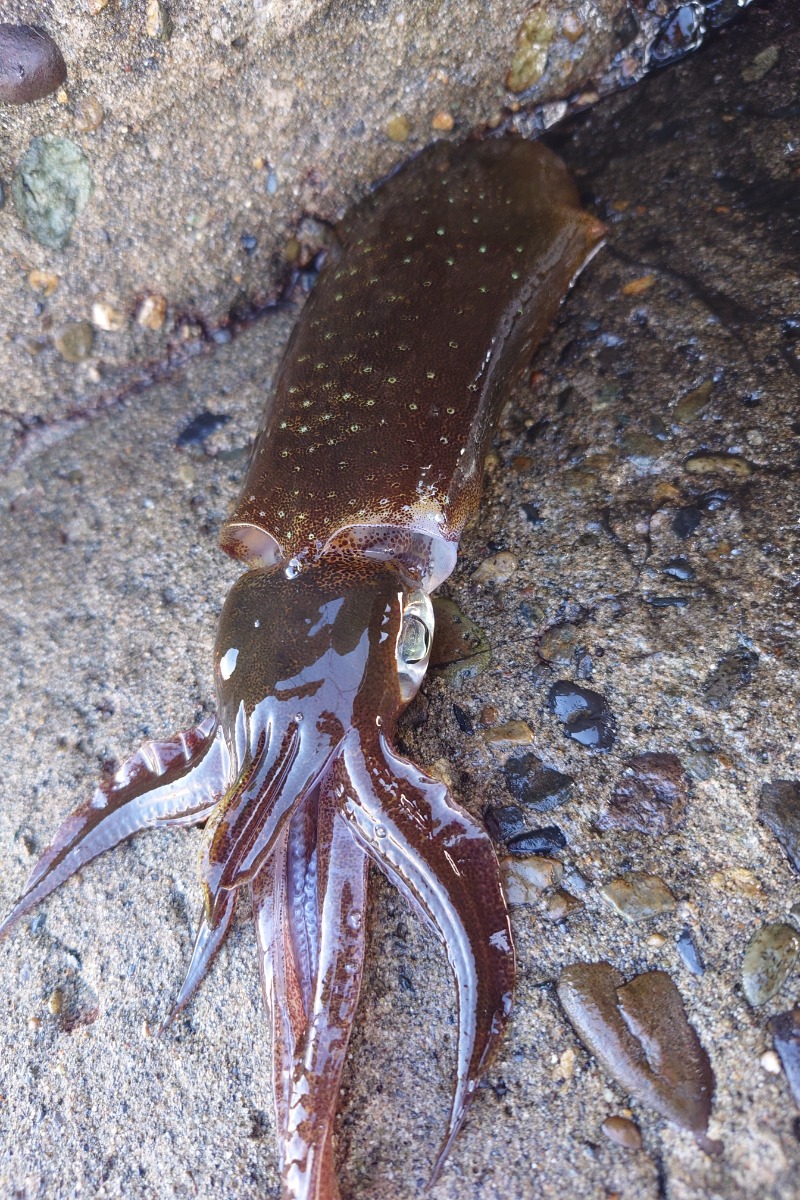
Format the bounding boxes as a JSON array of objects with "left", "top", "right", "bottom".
[
  {"left": 472, "top": 551, "right": 518, "bottom": 584},
  {"left": 538, "top": 622, "right": 580, "bottom": 664},
  {"left": 557, "top": 962, "right": 715, "bottom": 1136},
  {"left": 683, "top": 452, "right": 753, "bottom": 477},
  {"left": 504, "top": 753, "right": 574, "bottom": 813},
  {"left": 673, "top": 380, "right": 713, "bottom": 423},
  {"left": 54, "top": 320, "right": 94, "bottom": 363},
  {"left": 506, "top": 825, "right": 566, "bottom": 858},
  {"left": 429, "top": 597, "right": 490, "bottom": 683},
  {"left": 176, "top": 410, "right": 231, "bottom": 448},
  {"left": 27, "top": 268, "right": 59, "bottom": 297},
  {"left": 11, "top": 136, "right": 93, "bottom": 250},
  {"left": 704, "top": 649, "right": 758, "bottom": 710},
  {"left": 0, "top": 23, "right": 67, "bottom": 104},
  {"left": 548, "top": 681, "right": 616, "bottom": 749},
  {"left": 484, "top": 805, "right": 528, "bottom": 843},
  {"left": 621, "top": 274, "right": 656, "bottom": 296},
  {"left": 768, "top": 1007, "right": 800, "bottom": 1105},
  {"left": 544, "top": 889, "right": 584, "bottom": 922},
  {"left": 484, "top": 720, "right": 534, "bottom": 746},
  {"left": 599, "top": 752, "right": 688, "bottom": 834},
  {"left": 741, "top": 923, "right": 799, "bottom": 1007},
  {"left": 601, "top": 1115, "right": 642, "bottom": 1150},
  {"left": 672, "top": 506, "right": 702, "bottom": 538},
  {"left": 760, "top": 1050, "right": 782, "bottom": 1075},
  {"left": 74, "top": 96, "right": 104, "bottom": 132},
  {"left": 137, "top": 294, "right": 167, "bottom": 330},
  {"left": 145, "top": 0, "right": 173, "bottom": 40},
  {"left": 501, "top": 856, "right": 563, "bottom": 903},
  {"left": 385, "top": 114, "right": 410, "bottom": 142},
  {"left": 506, "top": 8, "right": 555, "bottom": 92},
  {"left": 620, "top": 431, "right": 663, "bottom": 467},
  {"left": 431, "top": 110, "right": 454, "bottom": 132},
  {"left": 758, "top": 779, "right": 800, "bottom": 874},
  {"left": 600, "top": 872, "right": 677, "bottom": 922},
  {"left": 741, "top": 44, "right": 779, "bottom": 83},
  {"left": 84, "top": 0, "right": 109, "bottom": 11},
  {"left": 47, "top": 988, "right": 63, "bottom": 1016},
  {"left": 661, "top": 556, "right": 695, "bottom": 581},
  {"left": 91, "top": 300, "right": 125, "bottom": 332},
  {"left": 676, "top": 927, "right": 705, "bottom": 976}
]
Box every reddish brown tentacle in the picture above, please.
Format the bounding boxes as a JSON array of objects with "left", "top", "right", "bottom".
[
  {"left": 332, "top": 728, "right": 514, "bottom": 1181},
  {"left": 0, "top": 717, "right": 227, "bottom": 940},
  {"left": 158, "top": 887, "right": 238, "bottom": 1032}
]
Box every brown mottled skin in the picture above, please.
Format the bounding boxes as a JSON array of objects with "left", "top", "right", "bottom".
[{"left": 0, "top": 139, "right": 603, "bottom": 1200}]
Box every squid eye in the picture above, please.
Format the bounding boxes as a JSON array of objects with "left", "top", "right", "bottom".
[{"left": 396, "top": 590, "right": 434, "bottom": 702}]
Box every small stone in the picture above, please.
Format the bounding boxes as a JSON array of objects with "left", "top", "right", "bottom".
[
  {"left": 137, "top": 294, "right": 167, "bottom": 330},
  {"left": 620, "top": 431, "right": 663, "bottom": 468},
  {"left": 741, "top": 44, "right": 779, "bottom": 83},
  {"left": 47, "top": 988, "right": 63, "bottom": 1016},
  {"left": 538, "top": 622, "right": 580, "bottom": 664},
  {"left": 672, "top": 506, "right": 702, "bottom": 538},
  {"left": 661, "top": 557, "right": 694, "bottom": 581},
  {"left": 544, "top": 889, "right": 583, "bottom": 922},
  {"left": 504, "top": 754, "right": 574, "bottom": 813},
  {"left": 429, "top": 597, "right": 490, "bottom": 683},
  {"left": 54, "top": 320, "right": 94, "bottom": 362},
  {"left": 758, "top": 780, "right": 800, "bottom": 874},
  {"left": 0, "top": 23, "right": 67, "bottom": 104},
  {"left": 704, "top": 649, "right": 758, "bottom": 710},
  {"left": 548, "top": 681, "right": 616, "bottom": 750},
  {"left": 683, "top": 453, "right": 753, "bottom": 477},
  {"left": 506, "top": 825, "right": 566, "bottom": 857},
  {"left": 741, "top": 923, "right": 799, "bottom": 1007},
  {"left": 768, "top": 1007, "right": 800, "bottom": 1105},
  {"left": 600, "top": 872, "right": 677, "bottom": 922},
  {"left": 599, "top": 752, "right": 689, "bottom": 834},
  {"left": 84, "top": 0, "right": 109, "bottom": 12},
  {"left": 74, "top": 96, "right": 104, "bottom": 133},
  {"left": 431, "top": 110, "right": 454, "bottom": 132},
  {"left": 557, "top": 963, "right": 715, "bottom": 1136},
  {"left": 621, "top": 274, "right": 656, "bottom": 296},
  {"left": 601, "top": 1115, "right": 642, "bottom": 1150},
  {"left": 91, "top": 300, "right": 125, "bottom": 332},
  {"left": 176, "top": 410, "right": 231, "bottom": 448},
  {"left": 145, "top": 0, "right": 173, "bottom": 40},
  {"left": 12, "top": 136, "right": 93, "bottom": 250},
  {"left": 502, "top": 856, "right": 563, "bottom": 902},
  {"left": 472, "top": 551, "right": 518, "bottom": 584},
  {"left": 484, "top": 720, "right": 534, "bottom": 747},
  {"left": 677, "top": 927, "right": 705, "bottom": 976},
  {"left": 647, "top": 932, "right": 667, "bottom": 948},
  {"left": 385, "top": 114, "right": 410, "bottom": 143},
  {"left": 673, "top": 381, "right": 713, "bottom": 423},
  {"left": 562, "top": 13, "right": 585, "bottom": 42},
  {"left": 760, "top": 1050, "right": 782, "bottom": 1075},
  {"left": 27, "top": 268, "right": 59, "bottom": 297},
  {"left": 708, "top": 866, "right": 763, "bottom": 897},
  {"left": 485, "top": 805, "right": 527, "bottom": 843},
  {"left": 506, "top": 8, "right": 555, "bottom": 92}
]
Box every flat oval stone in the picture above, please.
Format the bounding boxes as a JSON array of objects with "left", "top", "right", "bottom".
[
  {"left": 0, "top": 24, "right": 66, "bottom": 104},
  {"left": 741, "top": 923, "right": 800, "bottom": 1007},
  {"left": 600, "top": 872, "right": 677, "bottom": 922}
]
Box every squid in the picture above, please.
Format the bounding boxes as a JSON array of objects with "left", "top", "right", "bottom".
[{"left": 1, "top": 137, "right": 603, "bottom": 1199}]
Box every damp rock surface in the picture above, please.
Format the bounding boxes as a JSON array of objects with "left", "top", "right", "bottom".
[
  {"left": 599, "top": 752, "right": 689, "bottom": 833},
  {"left": 759, "top": 780, "right": 800, "bottom": 874}
]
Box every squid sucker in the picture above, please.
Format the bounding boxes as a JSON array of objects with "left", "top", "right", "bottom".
[{"left": 1, "top": 138, "right": 603, "bottom": 1199}]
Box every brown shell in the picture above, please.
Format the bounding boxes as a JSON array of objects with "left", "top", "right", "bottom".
[{"left": 222, "top": 138, "right": 603, "bottom": 588}]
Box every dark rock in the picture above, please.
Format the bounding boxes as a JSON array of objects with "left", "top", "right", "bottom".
[
  {"left": 599, "top": 752, "right": 689, "bottom": 834},
  {"left": 451, "top": 703, "right": 474, "bottom": 735},
  {"left": 176, "top": 410, "right": 231, "bottom": 448},
  {"left": 643, "top": 594, "right": 690, "bottom": 608},
  {"left": 557, "top": 962, "right": 715, "bottom": 1137},
  {"left": 741, "top": 923, "right": 799, "bottom": 1006},
  {"left": 521, "top": 502, "right": 544, "bottom": 525},
  {"left": 677, "top": 927, "right": 705, "bottom": 976},
  {"left": 504, "top": 753, "right": 575, "bottom": 813},
  {"left": 0, "top": 24, "right": 66, "bottom": 105},
  {"left": 548, "top": 681, "right": 616, "bottom": 749},
  {"left": 768, "top": 1007, "right": 800, "bottom": 1108},
  {"left": 484, "top": 804, "right": 527, "bottom": 843},
  {"left": 758, "top": 779, "right": 800, "bottom": 874},
  {"left": 601, "top": 1115, "right": 642, "bottom": 1150},
  {"left": 703, "top": 649, "right": 759, "bottom": 709},
  {"left": 429, "top": 597, "right": 490, "bottom": 683},
  {"left": 662, "top": 557, "right": 695, "bottom": 581},
  {"left": 672, "top": 506, "right": 702, "bottom": 538},
  {"left": 506, "top": 824, "right": 567, "bottom": 857}
]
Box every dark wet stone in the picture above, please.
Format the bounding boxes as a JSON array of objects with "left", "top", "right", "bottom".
[
  {"left": 677, "top": 927, "right": 706, "bottom": 976},
  {"left": 521, "top": 501, "right": 544, "bottom": 525},
  {"left": 703, "top": 649, "right": 758, "bottom": 709},
  {"left": 662, "top": 557, "right": 695, "bottom": 581},
  {"left": 599, "top": 752, "right": 689, "bottom": 834},
  {"left": 601, "top": 1115, "right": 642, "bottom": 1150},
  {"left": 600, "top": 872, "right": 677, "bottom": 921},
  {"left": 11, "top": 136, "right": 93, "bottom": 250},
  {"left": 430, "top": 597, "right": 490, "bottom": 683},
  {"left": 176, "top": 410, "right": 231, "bottom": 448},
  {"left": 557, "top": 962, "right": 715, "bottom": 1136},
  {"left": 768, "top": 1007, "right": 800, "bottom": 1107},
  {"left": 548, "top": 681, "right": 616, "bottom": 749},
  {"left": 672, "top": 506, "right": 702, "bottom": 538},
  {"left": 741, "top": 923, "right": 799, "bottom": 1007},
  {"left": 504, "top": 753, "right": 575, "bottom": 813},
  {"left": 451, "top": 702, "right": 474, "bottom": 735},
  {"left": 644, "top": 594, "right": 690, "bottom": 608},
  {"left": 0, "top": 24, "right": 66, "bottom": 104},
  {"left": 758, "top": 779, "right": 800, "bottom": 874},
  {"left": 484, "top": 804, "right": 527, "bottom": 843},
  {"left": 506, "top": 824, "right": 566, "bottom": 857},
  {"left": 697, "top": 487, "right": 732, "bottom": 511},
  {"left": 647, "top": 4, "right": 705, "bottom": 67}
]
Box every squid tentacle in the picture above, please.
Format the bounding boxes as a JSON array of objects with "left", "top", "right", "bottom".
[
  {"left": 0, "top": 716, "right": 227, "bottom": 940},
  {"left": 332, "top": 728, "right": 515, "bottom": 1179},
  {"left": 254, "top": 775, "right": 369, "bottom": 1200},
  {"left": 158, "top": 887, "right": 239, "bottom": 1032}
]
